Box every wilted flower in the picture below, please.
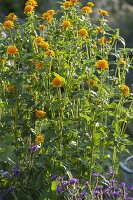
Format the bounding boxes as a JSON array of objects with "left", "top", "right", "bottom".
[
  {"left": 7, "top": 84, "right": 15, "bottom": 93},
  {"left": 5, "top": 13, "right": 18, "bottom": 21},
  {"left": 120, "top": 84, "right": 130, "bottom": 97},
  {"left": 46, "top": 50, "right": 55, "bottom": 57}
]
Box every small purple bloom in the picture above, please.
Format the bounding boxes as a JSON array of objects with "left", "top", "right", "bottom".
[
  {"left": 80, "top": 191, "right": 87, "bottom": 197},
  {"left": 13, "top": 168, "right": 21, "bottom": 177},
  {"left": 7, "top": 185, "right": 14, "bottom": 191},
  {"left": 56, "top": 184, "right": 63, "bottom": 193},
  {"left": 69, "top": 178, "right": 79, "bottom": 185},
  {"left": 51, "top": 174, "right": 57, "bottom": 181},
  {"left": 112, "top": 191, "right": 120, "bottom": 197},
  {"left": 1, "top": 31, "right": 7, "bottom": 38},
  {"left": 120, "top": 182, "right": 126, "bottom": 187},
  {"left": 2, "top": 171, "right": 10, "bottom": 178},
  {"left": 30, "top": 144, "right": 38, "bottom": 153},
  {"left": 94, "top": 190, "right": 100, "bottom": 196},
  {"left": 84, "top": 181, "right": 89, "bottom": 187},
  {"left": 128, "top": 185, "right": 133, "bottom": 191},
  {"left": 70, "top": 189, "right": 77, "bottom": 194},
  {"left": 92, "top": 172, "right": 100, "bottom": 177},
  {"left": 96, "top": 185, "right": 103, "bottom": 190},
  {"left": 62, "top": 181, "right": 69, "bottom": 186}
]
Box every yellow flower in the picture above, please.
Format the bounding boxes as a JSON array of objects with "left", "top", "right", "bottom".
[
  {"left": 69, "top": 0, "right": 78, "bottom": 4},
  {"left": 39, "top": 25, "right": 46, "bottom": 30},
  {"left": 36, "top": 110, "right": 46, "bottom": 118},
  {"left": 95, "top": 26, "right": 104, "bottom": 34},
  {"left": 35, "top": 36, "right": 45, "bottom": 46},
  {"left": 35, "top": 62, "right": 43, "bottom": 70},
  {"left": 35, "top": 135, "right": 45, "bottom": 144},
  {"left": 52, "top": 76, "right": 63, "bottom": 88},
  {"left": 62, "top": 20, "right": 72, "bottom": 28},
  {"left": 82, "top": 6, "right": 93, "bottom": 14},
  {"left": 6, "top": 46, "right": 19, "bottom": 55},
  {"left": 87, "top": 79, "right": 97, "bottom": 87},
  {"left": 3, "top": 20, "right": 14, "bottom": 29},
  {"left": 98, "top": 37, "right": 108, "bottom": 45},
  {"left": 79, "top": 28, "right": 88, "bottom": 37},
  {"left": 46, "top": 9, "right": 56, "bottom": 15},
  {"left": 7, "top": 84, "right": 15, "bottom": 93},
  {"left": 41, "top": 42, "right": 49, "bottom": 49},
  {"left": 5, "top": 13, "right": 18, "bottom": 21},
  {"left": 99, "top": 9, "right": 109, "bottom": 16},
  {"left": 87, "top": 2, "right": 94, "bottom": 7},
  {"left": 120, "top": 84, "right": 130, "bottom": 97},
  {"left": 118, "top": 59, "right": 126, "bottom": 65},
  {"left": 46, "top": 50, "right": 55, "bottom": 57},
  {"left": 42, "top": 12, "right": 54, "bottom": 22},
  {"left": 24, "top": 5, "right": 34, "bottom": 13},
  {"left": 63, "top": 1, "right": 72, "bottom": 8},
  {"left": 25, "top": 0, "right": 38, "bottom": 8},
  {"left": 95, "top": 59, "right": 109, "bottom": 70}
]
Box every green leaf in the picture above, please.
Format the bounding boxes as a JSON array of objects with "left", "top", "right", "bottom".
[{"left": 51, "top": 180, "right": 59, "bottom": 191}]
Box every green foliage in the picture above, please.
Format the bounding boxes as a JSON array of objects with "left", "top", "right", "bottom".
[{"left": 0, "top": 0, "right": 133, "bottom": 199}]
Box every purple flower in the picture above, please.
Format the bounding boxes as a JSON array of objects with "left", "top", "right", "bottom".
[
  {"left": 62, "top": 181, "right": 69, "bottom": 186},
  {"left": 2, "top": 171, "right": 10, "bottom": 178},
  {"left": 51, "top": 174, "right": 57, "bottom": 181},
  {"left": 13, "top": 168, "right": 21, "bottom": 177},
  {"left": 126, "top": 197, "right": 133, "bottom": 200},
  {"left": 94, "top": 190, "right": 100, "bottom": 196},
  {"left": 96, "top": 185, "right": 103, "bottom": 190},
  {"left": 120, "top": 182, "right": 126, "bottom": 187},
  {"left": 128, "top": 185, "right": 133, "bottom": 191},
  {"left": 80, "top": 191, "right": 87, "bottom": 197},
  {"left": 7, "top": 185, "right": 14, "bottom": 191},
  {"left": 92, "top": 172, "right": 100, "bottom": 177},
  {"left": 1, "top": 31, "right": 7, "bottom": 38},
  {"left": 30, "top": 144, "right": 38, "bottom": 153},
  {"left": 112, "top": 191, "right": 120, "bottom": 197},
  {"left": 56, "top": 184, "right": 63, "bottom": 193},
  {"left": 69, "top": 178, "right": 79, "bottom": 185},
  {"left": 84, "top": 181, "right": 89, "bottom": 186},
  {"left": 70, "top": 189, "right": 77, "bottom": 194}
]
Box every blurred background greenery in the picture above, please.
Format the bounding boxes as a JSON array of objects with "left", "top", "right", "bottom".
[{"left": 0, "top": 0, "right": 133, "bottom": 47}]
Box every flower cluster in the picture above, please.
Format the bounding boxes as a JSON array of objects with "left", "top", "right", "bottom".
[{"left": 52, "top": 174, "right": 133, "bottom": 200}]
